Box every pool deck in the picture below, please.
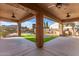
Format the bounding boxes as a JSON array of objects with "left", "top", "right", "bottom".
[{"left": 1, "top": 36, "right": 79, "bottom": 56}]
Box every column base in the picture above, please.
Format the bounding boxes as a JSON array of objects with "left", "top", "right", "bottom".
[{"left": 36, "top": 45, "right": 43, "bottom": 48}]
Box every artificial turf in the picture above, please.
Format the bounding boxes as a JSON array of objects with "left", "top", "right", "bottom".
[{"left": 21, "top": 34, "right": 58, "bottom": 42}]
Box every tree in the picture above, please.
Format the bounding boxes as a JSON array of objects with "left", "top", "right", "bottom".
[
  {"left": 64, "top": 22, "right": 75, "bottom": 35},
  {"left": 44, "top": 21, "right": 49, "bottom": 29}
]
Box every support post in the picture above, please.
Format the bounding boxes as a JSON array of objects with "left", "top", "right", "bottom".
[
  {"left": 36, "top": 12, "right": 44, "bottom": 48},
  {"left": 59, "top": 23, "right": 64, "bottom": 36},
  {"left": 17, "top": 22, "right": 21, "bottom": 37}
]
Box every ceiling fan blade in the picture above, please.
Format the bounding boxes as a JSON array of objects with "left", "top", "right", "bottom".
[
  {"left": 48, "top": 3, "right": 69, "bottom": 8},
  {"left": 48, "top": 4, "right": 55, "bottom": 8}
]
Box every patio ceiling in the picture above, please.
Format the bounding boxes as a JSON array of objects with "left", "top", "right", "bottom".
[
  {"left": 0, "top": 3, "right": 79, "bottom": 23},
  {"left": 37, "top": 3, "right": 79, "bottom": 22},
  {"left": 20, "top": 3, "right": 79, "bottom": 23},
  {"left": 0, "top": 3, "right": 35, "bottom": 22}
]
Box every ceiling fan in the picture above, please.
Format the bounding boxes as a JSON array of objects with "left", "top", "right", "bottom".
[{"left": 48, "top": 3, "right": 69, "bottom": 8}]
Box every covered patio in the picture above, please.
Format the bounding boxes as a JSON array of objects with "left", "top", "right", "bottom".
[{"left": 0, "top": 3, "right": 79, "bottom": 56}]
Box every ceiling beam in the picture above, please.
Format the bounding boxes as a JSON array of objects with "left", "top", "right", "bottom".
[
  {"left": 0, "top": 17, "right": 19, "bottom": 22},
  {"left": 19, "top": 3, "right": 62, "bottom": 24},
  {"left": 62, "top": 17, "right": 79, "bottom": 22},
  {"left": 20, "top": 13, "right": 34, "bottom": 22}
]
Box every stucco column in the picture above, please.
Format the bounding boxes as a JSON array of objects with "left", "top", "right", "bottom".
[
  {"left": 36, "top": 12, "right": 44, "bottom": 48},
  {"left": 59, "top": 23, "right": 64, "bottom": 36}
]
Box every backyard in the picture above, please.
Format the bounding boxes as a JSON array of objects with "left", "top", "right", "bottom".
[{"left": 21, "top": 34, "right": 58, "bottom": 42}]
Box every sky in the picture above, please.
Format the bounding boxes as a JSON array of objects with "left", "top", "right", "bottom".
[{"left": 0, "top": 17, "right": 55, "bottom": 28}]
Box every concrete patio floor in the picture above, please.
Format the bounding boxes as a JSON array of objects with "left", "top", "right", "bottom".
[{"left": 1, "top": 36, "right": 79, "bottom": 56}]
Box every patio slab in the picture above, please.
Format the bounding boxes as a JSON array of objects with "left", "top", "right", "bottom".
[
  {"left": 0, "top": 37, "right": 35, "bottom": 56},
  {"left": 44, "top": 36, "right": 79, "bottom": 56},
  {"left": 1, "top": 36, "right": 79, "bottom": 56}
]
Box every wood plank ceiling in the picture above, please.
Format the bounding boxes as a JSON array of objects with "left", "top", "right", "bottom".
[
  {"left": 37, "top": 3, "right": 79, "bottom": 22},
  {"left": 0, "top": 3, "right": 35, "bottom": 22},
  {"left": 0, "top": 3, "right": 79, "bottom": 23}
]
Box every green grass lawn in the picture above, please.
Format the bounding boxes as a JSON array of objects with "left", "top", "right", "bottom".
[{"left": 21, "top": 34, "right": 58, "bottom": 42}]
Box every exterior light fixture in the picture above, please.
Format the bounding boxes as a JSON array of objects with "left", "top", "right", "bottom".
[
  {"left": 66, "top": 13, "right": 70, "bottom": 17},
  {"left": 12, "top": 11, "right": 16, "bottom": 18}
]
